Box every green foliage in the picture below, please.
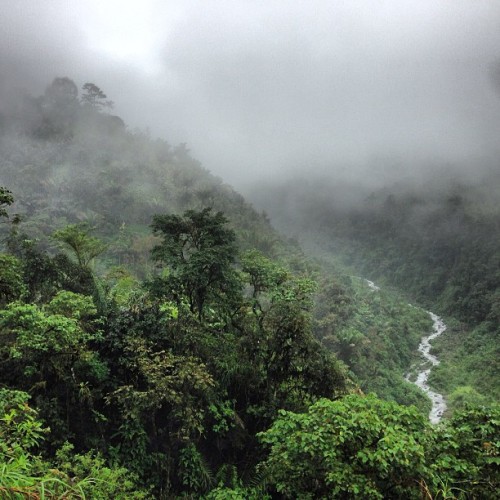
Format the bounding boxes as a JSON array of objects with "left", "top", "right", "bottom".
[
  {"left": 259, "top": 394, "right": 430, "bottom": 499},
  {"left": 315, "top": 275, "right": 433, "bottom": 410},
  {"left": 208, "top": 400, "right": 235, "bottom": 434},
  {"left": 0, "top": 290, "right": 107, "bottom": 450},
  {"left": 106, "top": 267, "right": 141, "bottom": 306},
  {"left": 0, "top": 390, "right": 68, "bottom": 497},
  {"left": 0, "top": 390, "right": 146, "bottom": 498},
  {"left": 45, "top": 289, "right": 97, "bottom": 319},
  {"left": 54, "top": 442, "right": 149, "bottom": 499},
  {"left": 205, "top": 485, "right": 270, "bottom": 499},
  {"left": 237, "top": 257, "right": 349, "bottom": 423},
  {"left": 0, "top": 389, "right": 46, "bottom": 457},
  {"left": 0, "top": 254, "right": 25, "bottom": 305},
  {"left": 204, "top": 464, "right": 271, "bottom": 499},
  {"left": 241, "top": 249, "right": 289, "bottom": 298},
  {"left": 0, "top": 292, "right": 98, "bottom": 358},
  {"left": 429, "top": 320, "right": 500, "bottom": 411},
  {"left": 109, "top": 336, "right": 215, "bottom": 441},
  {"left": 178, "top": 443, "right": 214, "bottom": 493},
  {"left": 447, "top": 386, "right": 490, "bottom": 410},
  {"left": 429, "top": 404, "right": 500, "bottom": 498},
  {"left": 4, "top": 237, "right": 96, "bottom": 303},
  {"left": 260, "top": 395, "right": 499, "bottom": 499},
  {"left": 151, "top": 208, "right": 242, "bottom": 320}
]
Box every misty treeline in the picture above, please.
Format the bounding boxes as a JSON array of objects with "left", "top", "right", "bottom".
[
  {"left": 1, "top": 77, "right": 117, "bottom": 139},
  {"left": 0, "top": 77, "right": 498, "bottom": 497}
]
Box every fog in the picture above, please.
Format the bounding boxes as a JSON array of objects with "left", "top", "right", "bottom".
[{"left": 2, "top": 0, "right": 500, "bottom": 191}]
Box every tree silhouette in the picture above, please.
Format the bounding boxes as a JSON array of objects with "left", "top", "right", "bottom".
[{"left": 81, "top": 82, "right": 113, "bottom": 110}]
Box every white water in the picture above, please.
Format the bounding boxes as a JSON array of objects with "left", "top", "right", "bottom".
[
  {"left": 365, "top": 279, "right": 380, "bottom": 291},
  {"left": 408, "top": 312, "right": 447, "bottom": 424},
  {"left": 363, "top": 278, "right": 447, "bottom": 423}
]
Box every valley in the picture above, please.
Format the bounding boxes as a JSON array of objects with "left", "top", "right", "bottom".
[{"left": 0, "top": 77, "right": 498, "bottom": 498}]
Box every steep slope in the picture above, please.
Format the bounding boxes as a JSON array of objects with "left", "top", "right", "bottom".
[{"left": 0, "top": 112, "right": 278, "bottom": 269}]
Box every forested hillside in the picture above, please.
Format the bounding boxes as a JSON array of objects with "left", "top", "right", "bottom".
[
  {"left": 0, "top": 78, "right": 432, "bottom": 410},
  {"left": 0, "top": 78, "right": 498, "bottom": 498}
]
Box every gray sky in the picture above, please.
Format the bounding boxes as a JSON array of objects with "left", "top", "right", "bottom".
[{"left": 1, "top": 0, "right": 500, "bottom": 189}]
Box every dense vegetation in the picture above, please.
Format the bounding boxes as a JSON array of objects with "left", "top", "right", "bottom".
[{"left": 0, "top": 78, "right": 498, "bottom": 497}]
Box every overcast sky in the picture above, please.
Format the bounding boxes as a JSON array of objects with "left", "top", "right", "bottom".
[{"left": 1, "top": 0, "right": 500, "bottom": 189}]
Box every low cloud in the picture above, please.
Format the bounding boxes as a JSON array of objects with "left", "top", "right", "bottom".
[{"left": 1, "top": 1, "right": 500, "bottom": 190}]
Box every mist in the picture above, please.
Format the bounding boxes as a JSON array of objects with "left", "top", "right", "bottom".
[{"left": 1, "top": 1, "right": 500, "bottom": 192}]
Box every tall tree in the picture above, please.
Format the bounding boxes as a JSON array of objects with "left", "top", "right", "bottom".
[{"left": 151, "top": 208, "right": 241, "bottom": 320}]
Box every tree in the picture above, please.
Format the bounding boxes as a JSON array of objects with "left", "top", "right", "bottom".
[
  {"left": 0, "top": 291, "right": 107, "bottom": 446},
  {"left": 81, "top": 83, "right": 113, "bottom": 110},
  {"left": 259, "top": 394, "right": 431, "bottom": 499},
  {"left": 259, "top": 395, "right": 500, "bottom": 499},
  {"left": 237, "top": 254, "right": 348, "bottom": 422},
  {"left": 151, "top": 208, "right": 242, "bottom": 320},
  {"left": 0, "top": 291, "right": 99, "bottom": 370},
  {"left": 107, "top": 336, "right": 215, "bottom": 472},
  {"left": 240, "top": 249, "right": 289, "bottom": 329},
  {"left": 0, "top": 186, "right": 14, "bottom": 218},
  {"left": 52, "top": 223, "right": 107, "bottom": 268},
  {"left": 40, "top": 77, "right": 80, "bottom": 137},
  {"left": 0, "top": 254, "right": 25, "bottom": 305},
  {"left": 44, "top": 77, "right": 78, "bottom": 105},
  {"left": 8, "top": 237, "right": 96, "bottom": 303}
]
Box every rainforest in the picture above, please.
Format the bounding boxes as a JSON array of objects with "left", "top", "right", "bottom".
[{"left": 0, "top": 75, "right": 498, "bottom": 499}]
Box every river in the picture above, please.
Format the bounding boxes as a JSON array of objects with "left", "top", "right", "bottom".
[
  {"left": 364, "top": 279, "right": 447, "bottom": 423},
  {"left": 408, "top": 312, "right": 447, "bottom": 424}
]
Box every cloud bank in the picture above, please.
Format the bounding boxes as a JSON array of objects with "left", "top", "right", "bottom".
[{"left": 1, "top": 1, "right": 500, "bottom": 188}]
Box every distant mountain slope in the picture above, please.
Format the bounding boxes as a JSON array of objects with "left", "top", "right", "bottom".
[{"left": 250, "top": 171, "right": 500, "bottom": 409}]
